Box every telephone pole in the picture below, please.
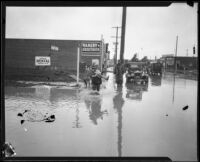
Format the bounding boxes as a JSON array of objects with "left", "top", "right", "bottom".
[
  {"left": 120, "top": 7, "right": 127, "bottom": 63},
  {"left": 112, "top": 26, "right": 121, "bottom": 65},
  {"left": 186, "top": 49, "right": 188, "bottom": 56}
]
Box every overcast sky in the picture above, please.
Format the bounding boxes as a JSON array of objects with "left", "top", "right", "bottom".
[{"left": 6, "top": 3, "right": 198, "bottom": 59}]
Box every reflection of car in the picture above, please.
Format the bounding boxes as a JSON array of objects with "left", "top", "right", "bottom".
[
  {"left": 126, "top": 82, "right": 148, "bottom": 100},
  {"left": 150, "top": 75, "right": 162, "bottom": 86},
  {"left": 126, "top": 64, "right": 148, "bottom": 84}
]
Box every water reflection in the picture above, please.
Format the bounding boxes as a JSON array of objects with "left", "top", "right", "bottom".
[
  {"left": 84, "top": 96, "right": 108, "bottom": 125},
  {"left": 4, "top": 72, "right": 197, "bottom": 160},
  {"left": 125, "top": 83, "right": 148, "bottom": 101},
  {"left": 150, "top": 75, "right": 162, "bottom": 86},
  {"left": 5, "top": 86, "right": 36, "bottom": 98},
  {"left": 72, "top": 90, "right": 82, "bottom": 128},
  {"left": 113, "top": 85, "right": 124, "bottom": 157}
]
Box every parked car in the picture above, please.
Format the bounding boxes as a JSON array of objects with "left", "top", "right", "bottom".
[
  {"left": 150, "top": 62, "right": 162, "bottom": 75},
  {"left": 126, "top": 63, "right": 148, "bottom": 84}
]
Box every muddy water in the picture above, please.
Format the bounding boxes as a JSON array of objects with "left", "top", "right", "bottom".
[{"left": 5, "top": 72, "right": 197, "bottom": 161}]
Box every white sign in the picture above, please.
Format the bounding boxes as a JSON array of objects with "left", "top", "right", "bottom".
[
  {"left": 92, "top": 59, "right": 99, "bottom": 66},
  {"left": 82, "top": 42, "right": 100, "bottom": 52},
  {"left": 35, "top": 56, "right": 51, "bottom": 66}
]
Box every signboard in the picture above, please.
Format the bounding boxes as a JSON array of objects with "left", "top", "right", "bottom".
[
  {"left": 81, "top": 42, "right": 101, "bottom": 53},
  {"left": 35, "top": 56, "right": 51, "bottom": 66},
  {"left": 92, "top": 59, "right": 99, "bottom": 66}
]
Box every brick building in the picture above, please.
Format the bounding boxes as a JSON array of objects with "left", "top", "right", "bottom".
[{"left": 5, "top": 38, "right": 108, "bottom": 80}]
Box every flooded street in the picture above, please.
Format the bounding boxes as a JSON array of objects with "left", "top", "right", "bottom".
[{"left": 5, "top": 72, "right": 197, "bottom": 161}]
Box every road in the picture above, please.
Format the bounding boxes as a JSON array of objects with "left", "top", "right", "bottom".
[{"left": 5, "top": 72, "right": 197, "bottom": 161}]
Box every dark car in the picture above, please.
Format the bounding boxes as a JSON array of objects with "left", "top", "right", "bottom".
[
  {"left": 150, "top": 62, "right": 162, "bottom": 75},
  {"left": 126, "top": 63, "right": 148, "bottom": 84}
]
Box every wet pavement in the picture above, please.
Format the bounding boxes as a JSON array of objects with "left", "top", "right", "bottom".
[{"left": 5, "top": 72, "right": 197, "bottom": 161}]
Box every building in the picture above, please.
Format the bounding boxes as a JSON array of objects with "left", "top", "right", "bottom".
[
  {"left": 161, "top": 55, "right": 198, "bottom": 71},
  {"left": 5, "top": 38, "right": 108, "bottom": 79}
]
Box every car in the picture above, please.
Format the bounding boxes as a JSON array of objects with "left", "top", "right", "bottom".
[
  {"left": 126, "top": 63, "right": 148, "bottom": 84},
  {"left": 150, "top": 62, "right": 162, "bottom": 75}
]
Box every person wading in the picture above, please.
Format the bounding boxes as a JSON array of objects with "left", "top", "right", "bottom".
[{"left": 90, "top": 64, "right": 109, "bottom": 92}]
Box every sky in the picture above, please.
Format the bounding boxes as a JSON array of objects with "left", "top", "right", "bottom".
[{"left": 5, "top": 3, "right": 198, "bottom": 60}]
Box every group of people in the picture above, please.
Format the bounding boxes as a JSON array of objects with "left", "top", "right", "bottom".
[
  {"left": 83, "top": 64, "right": 109, "bottom": 91},
  {"left": 83, "top": 60, "right": 125, "bottom": 91}
]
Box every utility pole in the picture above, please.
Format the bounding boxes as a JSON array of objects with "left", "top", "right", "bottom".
[
  {"left": 101, "top": 34, "right": 104, "bottom": 71},
  {"left": 186, "top": 49, "right": 188, "bottom": 56},
  {"left": 120, "top": 7, "right": 127, "bottom": 63},
  {"left": 174, "top": 36, "right": 178, "bottom": 74},
  {"left": 112, "top": 26, "right": 121, "bottom": 65}
]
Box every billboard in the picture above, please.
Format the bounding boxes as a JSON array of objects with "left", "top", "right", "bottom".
[
  {"left": 81, "top": 42, "right": 101, "bottom": 56},
  {"left": 35, "top": 56, "right": 51, "bottom": 66}
]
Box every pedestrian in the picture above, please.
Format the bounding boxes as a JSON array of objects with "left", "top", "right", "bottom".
[
  {"left": 90, "top": 64, "right": 109, "bottom": 91},
  {"left": 83, "top": 65, "right": 91, "bottom": 88}
]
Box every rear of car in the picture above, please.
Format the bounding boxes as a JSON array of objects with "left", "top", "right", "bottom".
[{"left": 126, "top": 64, "right": 148, "bottom": 84}]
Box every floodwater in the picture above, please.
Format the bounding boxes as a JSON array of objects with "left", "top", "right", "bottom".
[{"left": 5, "top": 72, "right": 197, "bottom": 161}]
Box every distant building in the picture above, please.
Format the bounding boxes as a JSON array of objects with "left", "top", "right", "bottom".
[{"left": 161, "top": 55, "right": 197, "bottom": 70}]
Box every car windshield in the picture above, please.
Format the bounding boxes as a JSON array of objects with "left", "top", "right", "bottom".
[{"left": 129, "top": 65, "right": 141, "bottom": 71}]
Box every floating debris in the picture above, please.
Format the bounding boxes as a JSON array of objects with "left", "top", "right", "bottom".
[
  {"left": 182, "top": 105, "right": 189, "bottom": 110},
  {"left": 166, "top": 114, "right": 168, "bottom": 116},
  {"left": 2, "top": 142, "right": 16, "bottom": 157},
  {"left": 17, "top": 109, "right": 55, "bottom": 124},
  {"left": 44, "top": 114, "right": 55, "bottom": 122}
]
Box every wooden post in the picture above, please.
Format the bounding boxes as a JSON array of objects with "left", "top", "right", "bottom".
[
  {"left": 120, "top": 7, "right": 127, "bottom": 63},
  {"left": 77, "top": 47, "right": 80, "bottom": 85}
]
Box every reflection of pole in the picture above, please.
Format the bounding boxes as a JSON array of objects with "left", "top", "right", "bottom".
[
  {"left": 172, "top": 71, "right": 176, "bottom": 103},
  {"left": 117, "top": 105, "right": 122, "bottom": 157},
  {"left": 74, "top": 89, "right": 81, "bottom": 128},
  {"left": 77, "top": 47, "right": 80, "bottom": 85},
  {"left": 172, "top": 36, "right": 178, "bottom": 103}
]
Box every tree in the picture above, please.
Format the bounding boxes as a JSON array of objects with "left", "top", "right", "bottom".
[
  {"left": 131, "top": 53, "right": 139, "bottom": 62},
  {"left": 140, "top": 56, "right": 148, "bottom": 62}
]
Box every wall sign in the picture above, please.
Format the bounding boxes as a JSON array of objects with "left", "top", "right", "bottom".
[
  {"left": 82, "top": 42, "right": 101, "bottom": 53},
  {"left": 35, "top": 56, "right": 51, "bottom": 66}
]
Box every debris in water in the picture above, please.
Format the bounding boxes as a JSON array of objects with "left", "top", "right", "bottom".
[
  {"left": 166, "top": 114, "right": 168, "bottom": 116},
  {"left": 182, "top": 105, "right": 189, "bottom": 110},
  {"left": 17, "top": 110, "right": 55, "bottom": 123},
  {"left": 2, "top": 142, "right": 16, "bottom": 157},
  {"left": 45, "top": 114, "right": 55, "bottom": 122},
  {"left": 21, "top": 120, "right": 25, "bottom": 125},
  {"left": 17, "top": 113, "right": 23, "bottom": 117}
]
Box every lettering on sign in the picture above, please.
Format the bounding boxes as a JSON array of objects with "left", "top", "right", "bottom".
[
  {"left": 82, "top": 42, "right": 101, "bottom": 52},
  {"left": 35, "top": 56, "right": 51, "bottom": 66}
]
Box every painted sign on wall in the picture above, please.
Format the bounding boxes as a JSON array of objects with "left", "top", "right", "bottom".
[
  {"left": 92, "top": 59, "right": 99, "bottom": 66},
  {"left": 35, "top": 56, "right": 51, "bottom": 66},
  {"left": 81, "top": 42, "right": 101, "bottom": 53}
]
